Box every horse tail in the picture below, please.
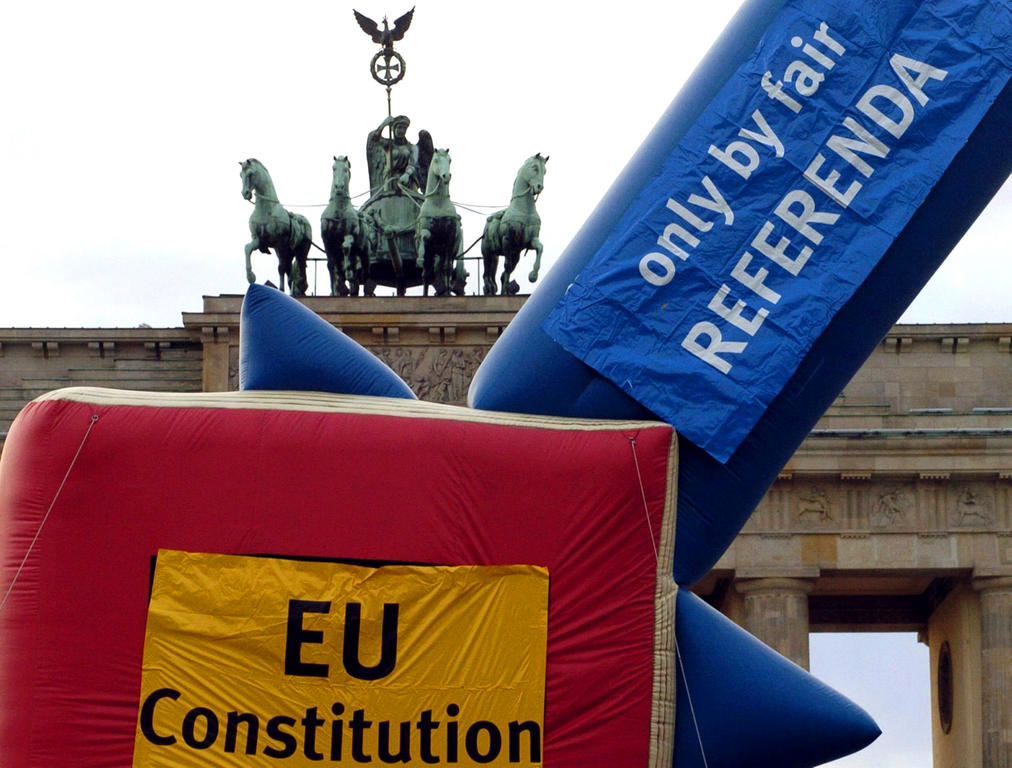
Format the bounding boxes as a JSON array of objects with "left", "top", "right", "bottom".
[{"left": 482, "top": 210, "right": 504, "bottom": 257}]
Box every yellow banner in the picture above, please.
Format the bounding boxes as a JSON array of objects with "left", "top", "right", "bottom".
[{"left": 134, "top": 550, "right": 548, "bottom": 767}]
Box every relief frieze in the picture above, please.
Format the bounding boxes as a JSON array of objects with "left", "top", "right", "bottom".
[
  {"left": 952, "top": 486, "right": 996, "bottom": 527},
  {"left": 870, "top": 485, "right": 916, "bottom": 529},
  {"left": 796, "top": 486, "right": 833, "bottom": 526},
  {"left": 750, "top": 478, "right": 1006, "bottom": 535},
  {"left": 371, "top": 346, "right": 487, "bottom": 405}
]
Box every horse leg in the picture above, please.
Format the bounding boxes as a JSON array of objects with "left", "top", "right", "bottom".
[
  {"left": 528, "top": 237, "right": 544, "bottom": 283},
  {"left": 346, "top": 248, "right": 360, "bottom": 297},
  {"left": 502, "top": 249, "right": 520, "bottom": 296},
  {"left": 336, "top": 235, "right": 353, "bottom": 296},
  {"left": 278, "top": 251, "right": 292, "bottom": 294},
  {"left": 482, "top": 249, "right": 499, "bottom": 296},
  {"left": 326, "top": 254, "right": 339, "bottom": 296},
  {"left": 244, "top": 239, "right": 258, "bottom": 284},
  {"left": 344, "top": 234, "right": 362, "bottom": 297},
  {"left": 480, "top": 218, "right": 499, "bottom": 296},
  {"left": 285, "top": 242, "right": 308, "bottom": 298},
  {"left": 322, "top": 222, "right": 337, "bottom": 295},
  {"left": 443, "top": 253, "right": 456, "bottom": 296},
  {"left": 294, "top": 254, "right": 309, "bottom": 297},
  {"left": 434, "top": 249, "right": 449, "bottom": 297},
  {"left": 431, "top": 228, "right": 448, "bottom": 297},
  {"left": 452, "top": 251, "right": 468, "bottom": 297},
  {"left": 450, "top": 223, "right": 466, "bottom": 296},
  {"left": 361, "top": 242, "right": 372, "bottom": 297},
  {"left": 480, "top": 233, "right": 497, "bottom": 296},
  {"left": 437, "top": 222, "right": 461, "bottom": 296},
  {"left": 324, "top": 231, "right": 340, "bottom": 296},
  {"left": 415, "top": 226, "right": 431, "bottom": 296}
]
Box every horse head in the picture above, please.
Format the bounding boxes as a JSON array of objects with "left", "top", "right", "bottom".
[
  {"left": 240, "top": 158, "right": 266, "bottom": 201},
  {"left": 331, "top": 155, "right": 352, "bottom": 197},
  {"left": 425, "top": 148, "right": 452, "bottom": 195},
  {"left": 514, "top": 153, "right": 548, "bottom": 198}
]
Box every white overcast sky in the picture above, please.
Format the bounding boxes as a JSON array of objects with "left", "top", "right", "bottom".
[
  {"left": 4, "top": 1, "right": 997, "bottom": 764},
  {"left": 1, "top": 0, "right": 1009, "bottom": 329}
]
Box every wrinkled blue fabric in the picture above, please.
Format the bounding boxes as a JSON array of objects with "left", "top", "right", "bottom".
[
  {"left": 240, "top": 284, "right": 416, "bottom": 400},
  {"left": 545, "top": 0, "right": 1012, "bottom": 463}
]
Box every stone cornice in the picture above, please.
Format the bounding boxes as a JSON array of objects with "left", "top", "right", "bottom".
[
  {"left": 0, "top": 327, "right": 197, "bottom": 344},
  {"left": 883, "top": 323, "right": 1012, "bottom": 339},
  {"left": 182, "top": 294, "right": 529, "bottom": 349},
  {"left": 783, "top": 429, "right": 1012, "bottom": 477}
]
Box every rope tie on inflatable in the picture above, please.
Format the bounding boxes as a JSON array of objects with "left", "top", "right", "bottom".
[
  {"left": 0, "top": 413, "right": 99, "bottom": 613},
  {"left": 627, "top": 434, "right": 659, "bottom": 562},
  {"left": 676, "top": 640, "right": 710, "bottom": 768},
  {"left": 632, "top": 429, "right": 693, "bottom": 767}
]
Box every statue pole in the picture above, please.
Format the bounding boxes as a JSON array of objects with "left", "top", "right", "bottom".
[
  {"left": 355, "top": 8, "right": 413, "bottom": 188},
  {"left": 386, "top": 84, "right": 393, "bottom": 187},
  {"left": 386, "top": 85, "right": 393, "bottom": 188}
]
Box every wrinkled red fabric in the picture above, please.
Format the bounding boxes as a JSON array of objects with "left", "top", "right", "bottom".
[{"left": 1, "top": 394, "right": 674, "bottom": 767}]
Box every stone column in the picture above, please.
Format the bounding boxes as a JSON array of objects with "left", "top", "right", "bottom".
[
  {"left": 736, "top": 578, "right": 814, "bottom": 669},
  {"left": 201, "top": 326, "right": 231, "bottom": 392},
  {"left": 973, "top": 576, "right": 1012, "bottom": 768}
]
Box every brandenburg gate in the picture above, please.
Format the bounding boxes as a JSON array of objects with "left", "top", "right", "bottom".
[{"left": 1, "top": 295, "right": 1009, "bottom": 767}]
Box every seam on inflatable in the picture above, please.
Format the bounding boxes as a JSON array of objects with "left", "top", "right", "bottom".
[
  {"left": 33, "top": 387, "right": 668, "bottom": 432},
  {"left": 649, "top": 430, "right": 679, "bottom": 768}
]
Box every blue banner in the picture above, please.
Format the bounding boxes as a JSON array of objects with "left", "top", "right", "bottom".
[{"left": 544, "top": 0, "right": 1012, "bottom": 463}]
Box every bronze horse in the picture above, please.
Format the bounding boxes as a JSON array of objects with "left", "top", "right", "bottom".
[
  {"left": 414, "top": 148, "right": 463, "bottom": 296},
  {"left": 240, "top": 158, "right": 313, "bottom": 297},
  {"left": 321, "top": 156, "right": 373, "bottom": 296},
  {"left": 481, "top": 154, "right": 547, "bottom": 295}
]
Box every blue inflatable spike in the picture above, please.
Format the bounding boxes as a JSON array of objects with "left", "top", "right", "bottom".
[
  {"left": 239, "top": 284, "right": 417, "bottom": 399},
  {"left": 674, "top": 590, "right": 880, "bottom": 768},
  {"left": 470, "top": 0, "right": 1012, "bottom": 585}
]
